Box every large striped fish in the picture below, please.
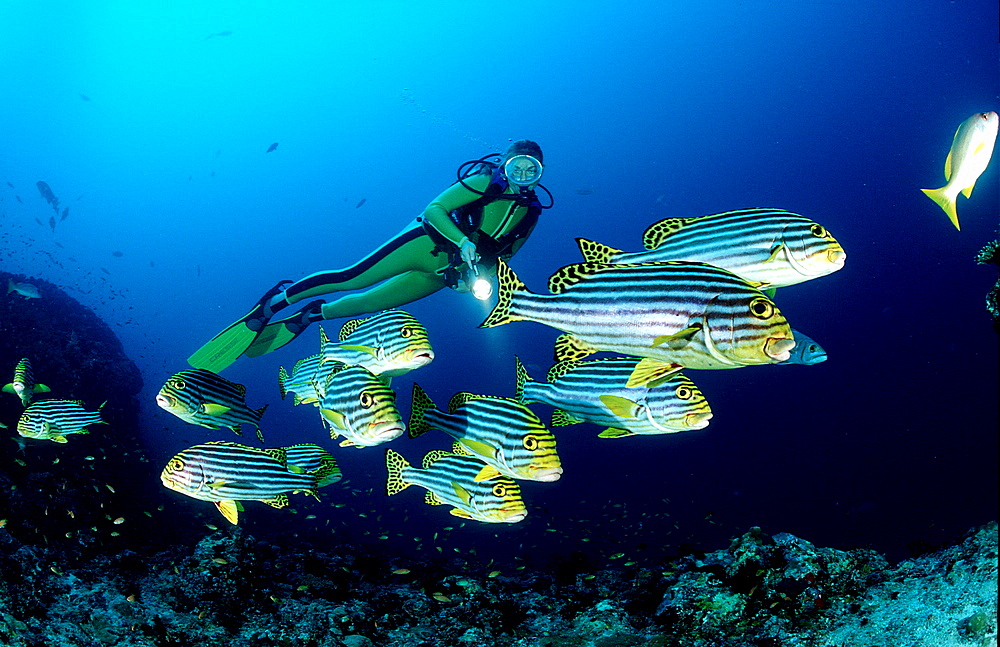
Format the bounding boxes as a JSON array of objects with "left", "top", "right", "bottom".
[
  {"left": 318, "top": 364, "right": 404, "bottom": 448},
  {"left": 576, "top": 208, "right": 846, "bottom": 289},
  {"left": 776, "top": 329, "right": 828, "bottom": 365},
  {"left": 385, "top": 448, "right": 527, "bottom": 523},
  {"left": 408, "top": 383, "right": 562, "bottom": 482},
  {"left": 481, "top": 260, "right": 795, "bottom": 388},
  {"left": 3, "top": 358, "right": 50, "bottom": 407},
  {"left": 17, "top": 399, "right": 106, "bottom": 443},
  {"left": 160, "top": 441, "right": 341, "bottom": 525},
  {"left": 278, "top": 354, "right": 342, "bottom": 405},
  {"left": 320, "top": 309, "right": 434, "bottom": 380},
  {"left": 514, "top": 356, "right": 712, "bottom": 439},
  {"left": 156, "top": 369, "right": 267, "bottom": 442}
]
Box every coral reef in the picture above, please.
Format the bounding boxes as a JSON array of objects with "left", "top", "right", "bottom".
[{"left": 975, "top": 239, "right": 1000, "bottom": 334}]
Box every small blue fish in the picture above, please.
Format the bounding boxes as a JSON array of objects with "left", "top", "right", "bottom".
[{"left": 776, "top": 330, "right": 827, "bottom": 365}]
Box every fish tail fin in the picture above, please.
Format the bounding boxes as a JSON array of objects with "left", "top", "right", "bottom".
[
  {"left": 6, "top": 279, "right": 13, "bottom": 294},
  {"left": 408, "top": 383, "right": 435, "bottom": 438},
  {"left": 576, "top": 237, "right": 621, "bottom": 263},
  {"left": 385, "top": 448, "right": 411, "bottom": 496},
  {"left": 514, "top": 355, "right": 531, "bottom": 402},
  {"left": 479, "top": 259, "right": 526, "bottom": 328},
  {"left": 278, "top": 367, "right": 289, "bottom": 400},
  {"left": 254, "top": 403, "right": 268, "bottom": 420},
  {"left": 920, "top": 187, "right": 960, "bottom": 231}
]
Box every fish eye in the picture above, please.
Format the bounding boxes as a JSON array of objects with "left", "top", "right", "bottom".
[
  {"left": 492, "top": 483, "right": 508, "bottom": 497},
  {"left": 359, "top": 391, "right": 374, "bottom": 408},
  {"left": 809, "top": 224, "right": 828, "bottom": 238},
  {"left": 748, "top": 297, "right": 775, "bottom": 319},
  {"left": 172, "top": 379, "right": 187, "bottom": 390},
  {"left": 522, "top": 435, "right": 539, "bottom": 451},
  {"left": 400, "top": 325, "right": 413, "bottom": 338},
  {"left": 169, "top": 458, "right": 184, "bottom": 472},
  {"left": 675, "top": 386, "right": 692, "bottom": 400}
]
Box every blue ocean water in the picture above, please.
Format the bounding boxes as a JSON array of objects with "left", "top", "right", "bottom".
[{"left": 0, "top": 1, "right": 996, "bottom": 567}]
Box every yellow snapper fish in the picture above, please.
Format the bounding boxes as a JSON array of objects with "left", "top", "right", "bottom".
[
  {"left": 385, "top": 448, "right": 527, "bottom": 523},
  {"left": 17, "top": 399, "right": 106, "bottom": 443},
  {"left": 319, "top": 309, "right": 435, "bottom": 381},
  {"left": 577, "top": 208, "right": 845, "bottom": 290},
  {"left": 7, "top": 279, "right": 41, "bottom": 299},
  {"left": 160, "top": 441, "right": 341, "bottom": 525},
  {"left": 408, "top": 383, "right": 562, "bottom": 482},
  {"left": 156, "top": 369, "right": 268, "bottom": 442},
  {"left": 481, "top": 260, "right": 795, "bottom": 388},
  {"left": 921, "top": 111, "right": 999, "bottom": 230},
  {"left": 318, "top": 364, "right": 405, "bottom": 448},
  {"left": 3, "top": 358, "right": 50, "bottom": 407}
]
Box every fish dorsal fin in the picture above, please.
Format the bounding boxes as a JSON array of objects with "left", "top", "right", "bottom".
[
  {"left": 292, "top": 354, "right": 320, "bottom": 375},
  {"left": 599, "top": 395, "right": 641, "bottom": 419},
  {"left": 546, "top": 359, "right": 582, "bottom": 383},
  {"left": 449, "top": 508, "right": 475, "bottom": 519},
  {"left": 425, "top": 491, "right": 447, "bottom": 505},
  {"left": 202, "top": 403, "right": 232, "bottom": 416},
  {"left": 598, "top": 428, "right": 636, "bottom": 439},
  {"left": 474, "top": 464, "right": 502, "bottom": 482},
  {"left": 458, "top": 438, "right": 495, "bottom": 459},
  {"left": 626, "top": 359, "right": 684, "bottom": 388},
  {"left": 451, "top": 441, "right": 473, "bottom": 456},
  {"left": 338, "top": 317, "right": 367, "bottom": 342},
  {"left": 319, "top": 408, "right": 348, "bottom": 431},
  {"left": 215, "top": 500, "right": 241, "bottom": 525},
  {"left": 262, "top": 494, "right": 289, "bottom": 509},
  {"left": 452, "top": 482, "right": 472, "bottom": 505},
  {"left": 447, "top": 391, "right": 479, "bottom": 412},
  {"left": 212, "top": 373, "right": 247, "bottom": 397},
  {"left": 262, "top": 448, "right": 287, "bottom": 464},
  {"left": 652, "top": 325, "right": 702, "bottom": 350},
  {"left": 318, "top": 325, "right": 330, "bottom": 348},
  {"left": 546, "top": 262, "right": 613, "bottom": 294},
  {"left": 551, "top": 409, "right": 583, "bottom": 427},
  {"left": 422, "top": 449, "right": 452, "bottom": 470},
  {"left": 642, "top": 217, "right": 688, "bottom": 249},
  {"left": 575, "top": 238, "right": 622, "bottom": 263},
  {"left": 554, "top": 334, "right": 598, "bottom": 362}
]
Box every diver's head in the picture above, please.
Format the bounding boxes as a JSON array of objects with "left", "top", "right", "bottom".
[{"left": 501, "top": 140, "right": 543, "bottom": 189}]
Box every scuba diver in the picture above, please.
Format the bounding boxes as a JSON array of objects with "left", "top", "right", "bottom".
[{"left": 188, "top": 140, "right": 551, "bottom": 373}]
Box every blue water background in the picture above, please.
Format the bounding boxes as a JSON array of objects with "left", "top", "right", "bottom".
[{"left": 1, "top": 1, "right": 997, "bottom": 565}]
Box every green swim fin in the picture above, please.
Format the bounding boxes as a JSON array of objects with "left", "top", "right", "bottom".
[
  {"left": 187, "top": 281, "right": 291, "bottom": 372},
  {"left": 244, "top": 300, "right": 324, "bottom": 358}
]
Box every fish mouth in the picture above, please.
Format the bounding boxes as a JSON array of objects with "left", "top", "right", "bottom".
[
  {"left": 368, "top": 422, "right": 405, "bottom": 443},
  {"left": 764, "top": 337, "right": 796, "bottom": 362},
  {"left": 408, "top": 349, "right": 435, "bottom": 367},
  {"left": 155, "top": 394, "right": 173, "bottom": 410},
  {"left": 684, "top": 412, "right": 713, "bottom": 429},
  {"left": 501, "top": 511, "right": 528, "bottom": 523},
  {"left": 530, "top": 466, "right": 563, "bottom": 482},
  {"left": 827, "top": 247, "right": 847, "bottom": 267}
]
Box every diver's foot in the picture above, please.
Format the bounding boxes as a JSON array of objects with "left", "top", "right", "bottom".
[
  {"left": 187, "top": 279, "right": 293, "bottom": 371},
  {"left": 243, "top": 300, "right": 325, "bottom": 358}
]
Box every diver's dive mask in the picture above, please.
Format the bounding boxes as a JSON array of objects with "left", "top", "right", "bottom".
[{"left": 503, "top": 155, "right": 543, "bottom": 189}]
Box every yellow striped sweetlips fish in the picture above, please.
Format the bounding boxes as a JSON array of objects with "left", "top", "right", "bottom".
[
  {"left": 278, "top": 354, "right": 343, "bottom": 405},
  {"left": 3, "top": 358, "right": 50, "bottom": 407},
  {"left": 385, "top": 448, "right": 527, "bottom": 523},
  {"left": 156, "top": 369, "right": 268, "bottom": 442},
  {"left": 318, "top": 364, "right": 404, "bottom": 448},
  {"left": 318, "top": 309, "right": 434, "bottom": 380},
  {"left": 160, "top": 441, "right": 341, "bottom": 525},
  {"left": 17, "top": 399, "right": 106, "bottom": 443},
  {"left": 577, "top": 208, "right": 846, "bottom": 290},
  {"left": 514, "top": 356, "right": 712, "bottom": 439},
  {"left": 408, "top": 383, "right": 562, "bottom": 482},
  {"left": 481, "top": 260, "right": 795, "bottom": 388},
  {"left": 922, "top": 111, "right": 998, "bottom": 231}
]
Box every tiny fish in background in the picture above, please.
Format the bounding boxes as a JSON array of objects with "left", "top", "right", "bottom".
[
  {"left": 48, "top": 215, "right": 55, "bottom": 232},
  {"left": 112, "top": 251, "right": 124, "bottom": 257},
  {"left": 7, "top": 279, "right": 40, "bottom": 299},
  {"left": 356, "top": 198, "right": 366, "bottom": 208},
  {"left": 265, "top": 142, "right": 278, "bottom": 153},
  {"left": 61, "top": 207, "right": 69, "bottom": 221},
  {"left": 79, "top": 94, "right": 91, "bottom": 102},
  {"left": 35, "top": 181, "right": 59, "bottom": 213},
  {"left": 205, "top": 30, "right": 233, "bottom": 40},
  {"left": 3, "top": 358, "right": 51, "bottom": 407},
  {"left": 922, "top": 111, "right": 999, "bottom": 231}
]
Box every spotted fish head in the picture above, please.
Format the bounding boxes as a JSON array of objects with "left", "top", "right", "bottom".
[
  {"left": 703, "top": 291, "right": 795, "bottom": 366},
  {"left": 320, "top": 366, "right": 405, "bottom": 447},
  {"left": 779, "top": 221, "right": 846, "bottom": 280}
]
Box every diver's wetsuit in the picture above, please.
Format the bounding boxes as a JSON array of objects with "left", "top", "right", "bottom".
[{"left": 280, "top": 168, "right": 540, "bottom": 321}]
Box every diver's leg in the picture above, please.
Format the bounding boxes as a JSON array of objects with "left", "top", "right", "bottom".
[{"left": 243, "top": 271, "right": 446, "bottom": 357}]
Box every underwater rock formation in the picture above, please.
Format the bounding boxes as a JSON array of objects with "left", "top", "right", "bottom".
[
  {"left": 975, "top": 239, "right": 1000, "bottom": 334},
  {"left": 0, "top": 521, "right": 994, "bottom": 646}
]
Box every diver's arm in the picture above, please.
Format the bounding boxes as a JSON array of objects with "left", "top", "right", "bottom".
[{"left": 421, "top": 173, "right": 492, "bottom": 246}]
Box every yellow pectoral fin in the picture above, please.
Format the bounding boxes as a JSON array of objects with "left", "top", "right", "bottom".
[
  {"left": 202, "top": 403, "right": 232, "bottom": 416},
  {"left": 207, "top": 480, "right": 231, "bottom": 489},
  {"left": 338, "top": 439, "right": 357, "bottom": 448},
  {"left": 458, "top": 438, "right": 495, "bottom": 458},
  {"left": 319, "top": 408, "right": 348, "bottom": 431},
  {"left": 598, "top": 428, "right": 636, "bottom": 439},
  {"left": 215, "top": 500, "right": 240, "bottom": 525},
  {"left": 764, "top": 244, "right": 784, "bottom": 264},
  {"left": 599, "top": 395, "right": 641, "bottom": 419},
  {"left": 962, "top": 180, "right": 977, "bottom": 199},
  {"left": 34, "top": 384, "right": 51, "bottom": 393},
  {"left": 474, "top": 465, "right": 502, "bottom": 482},
  {"left": 626, "top": 359, "right": 683, "bottom": 388},
  {"left": 1, "top": 384, "right": 13, "bottom": 394},
  {"left": 651, "top": 325, "right": 701, "bottom": 349},
  {"left": 449, "top": 508, "right": 475, "bottom": 520},
  {"left": 452, "top": 482, "right": 472, "bottom": 505},
  {"left": 337, "top": 344, "right": 379, "bottom": 358},
  {"left": 52, "top": 435, "right": 69, "bottom": 443},
  {"left": 944, "top": 148, "right": 953, "bottom": 180}
]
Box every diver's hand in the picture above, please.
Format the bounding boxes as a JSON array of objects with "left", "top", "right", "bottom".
[{"left": 458, "top": 237, "right": 479, "bottom": 267}]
